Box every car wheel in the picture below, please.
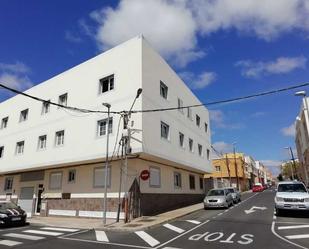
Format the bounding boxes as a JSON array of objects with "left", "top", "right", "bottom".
[{"left": 276, "top": 208, "right": 281, "bottom": 216}]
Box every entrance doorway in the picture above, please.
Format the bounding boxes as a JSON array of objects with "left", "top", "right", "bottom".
[
  {"left": 35, "top": 184, "right": 44, "bottom": 214},
  {"left": 19, "top": 187, "right": 34, "bottom": 217}
]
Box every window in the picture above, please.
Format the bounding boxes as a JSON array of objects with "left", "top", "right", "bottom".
[
  {"left": 160, "top": 81, "right": 168, "bottom": 99},
  {"left": 1, "top": 117, "right": 8, "bottom": 129},
  {"left": 200, "top": 177, "right": 204, "bottom": 190},
  {"left": 204, "top": 123, "right": 208, "bottom": 133},
  {"left": 49, "top": 172, "right": 62, "bottom": 189},
  {"left": 179, "top": 132, "right": 184, "bottom": 148},
  {"left": 42, "top": 101, "right": 50, "bottom": 114},
  {"left": 58, "top": 93, "right": 68, "bottom": 107},
  {"left": 55, "top": 130, "right": 65, "bottom": 146},
  {"left": 174, "top": 172, "right": 182, "bottom": 188},
  {"left": 150, "top": 167, "right": 161, "bottom": 187},
  {"left": 189, "top": 138, "right": 193, "bottom": 152},
  {"left": 97, "top": 118, "right": 113, "bottom": 136},
  {"left": 161, "top": 121, "right": 169, "bottom": 140},
  {"left": 178, "top": 98, "right": 184, "bottom": 113},
  {"left": 196, "top": 115, "right": 200, "bottom": 127},
  {"left": 94, "top": 167, "right": 111, "bottom": 187},
  {"left": 215, "top": 166, "right": 221, "bottom": 172},
  {"left": 16, "top": 141, "right": 24, "bottom": 155},
  {"left": 4, "top": 177, "right": 13, "bottom": 191},
  {"left": 189, "top": 175, "right": 195, "bottom": 189},
  {"left": 187, "top": 107, "right": 192, "bottom": 119},
  {"left": 0, "top": 146, "right": 3, "bottom": 158},
  {"left": 198, "top": 144, "right": 203, "bottom": 156},
  {"left": 38, "top": 135, "right": 47, "bottom": 150},
  {"left": 207, "top": 149, "right": 210, "bottom": 160},
  {"left": 68, "top": 169, "right": 76, "bottom": 183},
  {"left": 19, "top": 109, "right": 28, "bottom": 122},
  {"left": 99, "top": 74, "right": 114, "bottom": 94}
]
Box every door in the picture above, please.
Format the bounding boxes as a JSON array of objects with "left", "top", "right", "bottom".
[
  {"left": 18, "top": 187, "right": 34, "bottom": 217},
  {"left": 36, "top": 185, "right": 44, "bottom": 214}
]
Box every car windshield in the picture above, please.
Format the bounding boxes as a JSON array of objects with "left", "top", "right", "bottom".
[
  {"left": 227, "top": 188, "right": 234, "bottom": 193},
  {"left": 0, "top": 202, "right": 18, "bottom": 211},
  {"left": 207, "top": 189, "right": 225, "bottom": 196},
  {"left": 277, "top": 183, "right": 307, "bottom": 193}
]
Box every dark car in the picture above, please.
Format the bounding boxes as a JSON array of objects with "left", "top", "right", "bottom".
[
  {"left": 0, "top": 201, "right": 27, "bottom": 226},
  {"left": 225, "top": 187, "right": 241, "bottom": 203}
]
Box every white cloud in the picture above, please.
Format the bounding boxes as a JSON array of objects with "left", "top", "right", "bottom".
[
  {"left": 251, "top": 112, "right": 265, "bottom": 118},
  {"left": 90, "top": 0, "right": 203, "bottom": 67},
  {"left": 281, "top": 123, "right": 296, "bottom": 137},
  {"left": 0, "top": 62, "right": 33, "bottom": 91},
  {"left": 190, "top": 0, "right": 309, "bottom": 41},
  {"left": 209, "top": 109, "right": 244, "bottom": 129},
  {"left": 260, "top": 160, "right": 283, "bottom": 167},
  {"left": 212, "top": 141, "right": 234, "bottom": 154},
  {"left": 65, "top": 31, "right": 82, "bottom": 43},
  {"left": 180, "top": 71, "right": 216, "bottom": 89},
  {"left": 236, "top": 56, "right": 307, "bottom": 78},
  {"left": 0, "top": 62, "right": 30, "bottom": 74}
]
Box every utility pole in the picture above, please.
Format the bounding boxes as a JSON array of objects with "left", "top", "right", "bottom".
[
  {"left": 233, "top": 143, "right": 239, "bottom": 190},
  {"left": 284, "top": 147, "right": 295, "bottom": 180},
  {"left": 225, "top": 154, "right": 231, "bottom": 187},
  {"left": 116, "top": 136, "right": 124, "bottom": 222},
  {"left": 102, "top": 103, "right": 111, "bottom": 225}
]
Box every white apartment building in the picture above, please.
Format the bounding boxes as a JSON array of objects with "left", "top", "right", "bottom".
[
  {"left": 0, "top": 36, "right": 212, "bottom": 219},
  {"left": 295, "top": 98, "right": 309, "bottom": 184}
]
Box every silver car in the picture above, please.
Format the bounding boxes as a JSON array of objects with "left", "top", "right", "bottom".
[
  {"left": 225, "top": 187, "right": 241, "bottom": 203},
  {"left": 204, "top": 188, "right": 233, "bottom": 209}
]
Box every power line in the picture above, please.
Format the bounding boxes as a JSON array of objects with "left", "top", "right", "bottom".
[
  {"left": 1, "top": 81, "right": 308, "bottom": 115},
  {"left": 0, "top": 83, "right": 119, "bottom": 115},
  {"left": 130, "top": 82, "right": 309, "bottom": 113}
]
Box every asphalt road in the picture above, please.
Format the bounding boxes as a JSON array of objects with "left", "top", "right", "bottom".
[{"left": 1, "top": 189, "right": 309, "bottom": 249}]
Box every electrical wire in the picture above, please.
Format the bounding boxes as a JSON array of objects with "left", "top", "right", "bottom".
[
  {"left": 130, "top": 82, "right": 309, "bottom": 113},
  {"left": 0, "top": 83, "right": 119, "bottom": 115}
]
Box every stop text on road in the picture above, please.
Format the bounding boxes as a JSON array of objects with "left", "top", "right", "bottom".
[{"left": 189, "top": 231, "right": 254, "bottom": 245}]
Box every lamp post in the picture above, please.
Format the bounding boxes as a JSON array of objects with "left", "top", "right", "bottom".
[
  {"left": 284, "top": 147, "right": 295, "bottom": 180},
  {"left": 233, "top": 142, "right": 239, "bottom": 190},
  {"left": 295, "top": 91, "right": 309, "bottom": 184},
  {"left": 102, "top": 103, "right": 111, "bottom": 225}
]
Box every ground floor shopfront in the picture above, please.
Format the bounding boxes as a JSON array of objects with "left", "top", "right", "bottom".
[{"left": 0, "top": 157, "right": 207, "bottom": 219}]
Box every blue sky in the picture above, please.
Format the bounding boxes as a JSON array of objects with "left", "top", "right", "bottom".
[{"left": 1, "top": 0, "right": 309, "bottom": 175}]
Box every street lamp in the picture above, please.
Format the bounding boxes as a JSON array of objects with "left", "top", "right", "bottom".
[
  {"left": 284, "top": 147, "right": 296, "bottom": 180},
  {"left": 102, "top": 102, "right": 111, "bottom": 225},
  {"left": 295, "top": 91, "right": 309, "bottom": 185},
  {"left": 233, "top": 142, "right": 239, "bottom": 190}
]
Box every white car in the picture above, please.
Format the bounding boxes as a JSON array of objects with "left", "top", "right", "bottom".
[{"left": 275, "top": 181, "right": 309, "bottom": 215}]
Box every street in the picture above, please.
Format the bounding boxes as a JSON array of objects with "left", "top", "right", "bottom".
[{"left": 0, "top": 190, "right": 308, "bottom": 248}]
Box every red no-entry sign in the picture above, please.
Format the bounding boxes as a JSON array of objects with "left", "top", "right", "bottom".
[{"left": 140, "top": 170, "right": 150, "bottom": 181}]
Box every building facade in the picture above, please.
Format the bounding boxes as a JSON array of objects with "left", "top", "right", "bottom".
[
  {"left": 0, "top": 36, "right": 212, "bottom": 218},
  {"left": 295, "top": 98, "right": 309, "bottom": 185}
]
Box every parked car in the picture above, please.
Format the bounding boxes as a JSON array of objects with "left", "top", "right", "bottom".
[
  {"left": 225, "top": 187, "right": 241, "bottom": 203},
  {"left": 0, "top": 201, "right": 27, "bottom": 226},
  {"left": 275, "top": 181, "right": 309, "bottom": 215},
  {"left": 252, "top": 183, "right": 264, "bottom": 192},
  {"left": 204, "top": 188, "right": 233, "bottom": 209}
]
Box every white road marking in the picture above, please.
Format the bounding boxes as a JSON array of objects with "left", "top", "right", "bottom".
[
  {"left": 279, "top": 225, "right": 309, "bottom": 230},
  {"left": 163, "top": 224, "right": 185, "bottom": 234},
  {"left": 186, "top": 220, "right": 201, "bottom": 225},
  {"left": 95, "top": 230, "right": 109, "bottom": 242},
  {"left": 135, "top": 231, "right": 160, "bottom": 247},
  {"left": 286, "top": 234, "right": 309, "bottom": 240},
  {"left": 23, "top": 230, "right": 63, "bottom": 236},
  {"left": 273, "top": 215, "right": 277, "bottom": 220},
  {"left": 4, "top": 233, "right": 44, "bottom": 240},
  {"left": 217, "top": 213, "right": 223, "bottom": 216},
  {"left": 271, "top": 222, "right": 307, "bottom": 249},
  {"left": 41, "top": 227, "right": 79, "bottom": 232},
  {"left": 162, "top": 247, "right": 182, "bottom": 249},
  {"left": 0, "top": 240, "right": 22, "bottom": 246}
]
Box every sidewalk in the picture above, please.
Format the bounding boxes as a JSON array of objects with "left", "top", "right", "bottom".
[{"left": 29, "top": 202, "right": 203, "bottom": 231}]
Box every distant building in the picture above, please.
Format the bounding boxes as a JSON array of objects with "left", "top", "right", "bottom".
[{"left": 0, "top": 36, "right": 212, "bottom": 219}]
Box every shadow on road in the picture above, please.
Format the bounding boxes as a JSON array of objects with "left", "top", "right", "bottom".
[{"left": 277, "top": 210, "right": 309, "bottom": 218}]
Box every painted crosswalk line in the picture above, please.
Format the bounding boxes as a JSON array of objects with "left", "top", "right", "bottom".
[
  {"left": 41, "top": 227, "right": 79, "bottom": 232},
  {"left": 4, "top": 233, "right": 44, "bottom": 241},
  {"left": 163, "top": 223, "right": 185, "bottom": 234},
  {"left": 278, "top": 225, "right": 309, "bottom": 230},
  {"left": 0, "top": 240, "right": 22, "bottom": 246},
  {"left": 135, "top": 231, "right": 160, "bottom": 247},
  {"left": 23, "top": 229, "right": 63, "bottom": 236},
  {"left": 186, "top": 220, "right": 201, "bottom": 225},
  {"left": 95, "top": 230, "right": 109, "bottom": 242},
  {"left": 286, "top": 234, "right": 309, "bottom": 240}
]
